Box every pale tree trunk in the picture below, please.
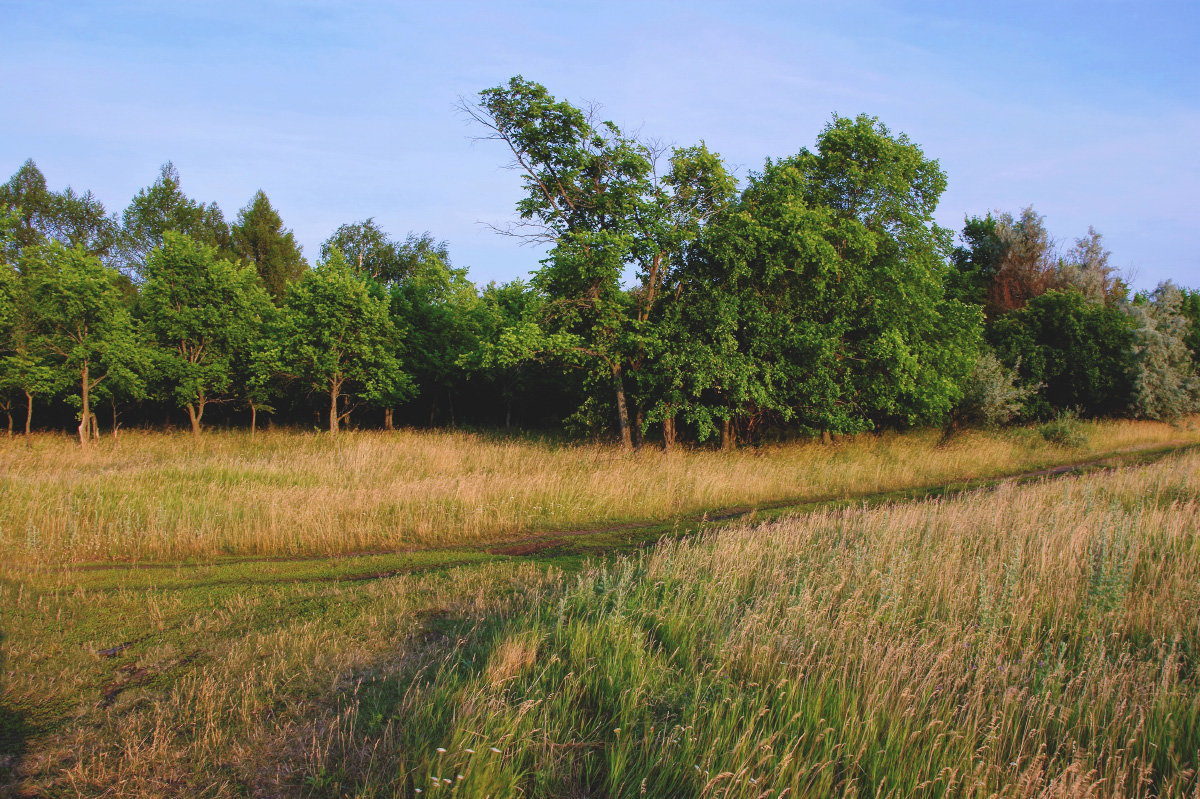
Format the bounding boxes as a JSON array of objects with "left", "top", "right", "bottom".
[
  {"left": 111, "top": 397, "right": 119, "bottom": 439},
  {"left": 250, "top": 404, "right": 258, "bottom": 435},
  {"left": 611, "top": 362, "right": 632, "bottom": 450},
  {"left": 384, "top": 408, "right": 394, "bottom": 430},
  {"left": 23, "top": 392, "right": 34, "bottom": 436}
]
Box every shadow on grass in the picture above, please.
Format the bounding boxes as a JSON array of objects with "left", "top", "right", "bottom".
[{"left": 0, "top": 628, "right": 36, "bottom": 791}]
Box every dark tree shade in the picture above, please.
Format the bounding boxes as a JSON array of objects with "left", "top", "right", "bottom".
[{"left": 988, "top": 290, "right": 1136, "bottom": 419}]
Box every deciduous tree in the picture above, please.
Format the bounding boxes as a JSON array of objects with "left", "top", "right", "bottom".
[
  {"left": 23, "top": 242, "right": 145, "bottom": 443},
  {"left": 141, "top": 232, "right": 271, "bottom": 435},
  {"left": 277, "top": 250, "right": 409, "bottom": 433}
]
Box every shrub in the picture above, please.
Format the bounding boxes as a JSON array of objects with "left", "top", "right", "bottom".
[{"left": 1040, "top": 408, "right": 1088, "bottom": 447}]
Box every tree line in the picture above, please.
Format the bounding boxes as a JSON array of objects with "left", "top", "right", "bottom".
[{"left": 2, "top": 76, "right": 1198, "bottom": 446}]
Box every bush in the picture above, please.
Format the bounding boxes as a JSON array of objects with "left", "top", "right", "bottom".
[
  {"left": 1039, "top": 408, "right": 1088, "bottom": 447},
  {"left": 952, "top": 351, "right": 1040, "bottom": 429}
]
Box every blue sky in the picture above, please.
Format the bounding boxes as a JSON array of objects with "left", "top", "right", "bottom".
[{"left": 3, "top": 1, "right": 1197, "bottom": 290}]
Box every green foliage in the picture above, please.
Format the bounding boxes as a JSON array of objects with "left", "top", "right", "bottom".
[
  {"left": 946, "top": 213, "right": 1005, "bottom": 309},
  {"left": 141, "top": 232, "right": 273, "bottom": 432},
  {"left": 21, "top": 240, "right": 145, "bottom": 440},
  {"left": 677, "top": 115, "right": 981, "bottom": 440},
  {"left": 231, "top": 190, "right": 307, "bottom": 300},
  {"left": 1127, "top": 282, "right": 1200, "bottom": 421},
  {"left": 120, "top": 162, "right": 232, "bottom": 274},
  {"left": 1039, "top": 408, "right": 1088, "bottom": 447},
  {"left": 989, "top": 289, "right": 1136, "bottom": 419},
  {"left": 469, "top": 77, "right": 738, "bottom": 446},
  {"left": 0, "top": 254, "right": 66, "bottom": 433},
  {"left": 277, "top": 249, "right": 410, "bottom": 432},
  {"left": 0, "top": 159, "right": 119, "bottom": 261},
  {"left": 1179, "top": 287, "right": 1200, "bottom": 360},
  {"left": 949, "top": 350, "right": 1040, "bottom": 431},
  {"left": 319, "top": 221, "right": 451, "bottom": 286}
]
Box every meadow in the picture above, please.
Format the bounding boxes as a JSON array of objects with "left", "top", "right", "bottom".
[
  {"left": 1, "top": 420, "right": 1198, "bottom": 797},
  {"left": 3, "top": 418, "right": 1199, "bottom": 565}
]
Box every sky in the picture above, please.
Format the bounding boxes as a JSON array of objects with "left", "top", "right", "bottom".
[{"left": 3, "top": 0, "right": 1198, "bottom": 290}]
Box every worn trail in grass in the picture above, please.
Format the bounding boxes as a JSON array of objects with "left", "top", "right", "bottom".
[
  {"left": 13, "top": 437, "right": 1196, "bottom": 594},
  {"left": 3, "top": 425, "right": 1199, "bottom": 796}
]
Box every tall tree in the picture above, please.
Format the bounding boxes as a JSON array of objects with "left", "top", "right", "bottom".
[
  {"left": 1, "top": 159, "right": 120, "bottom": 261},
  {"left": 120, "top": 162, "right": 232, "bottom": 275},
  {"left": 387, "top": 235, "right": 479, "bottom": 427},
  {"left": 23, "top": 241, "right": 145, "bottom": 444},
  {"left": 231, "top": 190, "right": 307, "bottom": 300},
  {"left": 466, "top": 76, "right": 736, "bottom": 448},
  {"left": 673, "top": 115, "right": 980, "bottom": 443},
  {"left": 140, "top": 232, "right": 272, "bottom": 435},
  {"left": 277, "top": 250, "right": 409, "bottom": 433},
  {"left": 0, "top": 260, "right": 64, "bottom": 434},
  {"left": 1052, "top": 226, "right": 1125, "bottom": 304},
  {"left": 320, "top": 219, "right": 398, "bottom": 280}
]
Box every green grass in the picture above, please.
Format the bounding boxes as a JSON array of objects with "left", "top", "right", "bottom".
[{"left": 2, "top": 427, "right": 1199, "bottom": 796}]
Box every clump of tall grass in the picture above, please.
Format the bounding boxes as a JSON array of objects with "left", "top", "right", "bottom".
[
  {"left": 2, "top": 418, "right": 1196, "bottom": 565},
  {"left": 311, "top": 452, "right": 1200, "bottom": 797}
]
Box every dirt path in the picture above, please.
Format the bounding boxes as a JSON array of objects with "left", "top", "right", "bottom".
[{"left": 15, "top": 440, "right": 1198, "bottom": 582}]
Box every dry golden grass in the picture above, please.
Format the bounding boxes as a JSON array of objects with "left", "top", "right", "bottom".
[
  {"left": 2, "top": 418, "right": 1197, "bottom": 564},
  {"left": 2, "top": 447, "right": 1197, "bottom": 796},
  {"left": 314, "top": 450, "right": 1200, "bottom": 797}
]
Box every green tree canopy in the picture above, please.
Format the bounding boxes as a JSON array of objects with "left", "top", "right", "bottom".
[
  {"left": 231, "top": 190, "right": 307, "bottom": 300},
  {"left": 141, "top": 232, "right": 272, "bottom": 434},
  {"left": 1, "top": 159, "right": 120, "bottom": 261},
  {"left": 1128, "top": 282, "right": 1200, "bottom": 421},
  {"left": 674, "top": 115, "right": 980, "bottom": 443},
  {"left": 120, "top": 162, "right": 232, "bottom": 275},
  {"left": 22, "top": 241, "right": 145, "bottom": 443},
  {"left": 277, "top": 250, "right": 410, "bottom": 433},
  {"left": 989, "top": 289, "right": 1136, "bottom": 419},
  {"left": 467, "top": 76, "right": 737, "bottom": 447}
]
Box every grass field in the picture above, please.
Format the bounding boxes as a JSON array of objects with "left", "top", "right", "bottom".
[
  {"left": 3, "top": 418, "right": 1199, "bottom": 564},
  {"left": 1, "top": 421, "right": 1198, "bottom": 797}
]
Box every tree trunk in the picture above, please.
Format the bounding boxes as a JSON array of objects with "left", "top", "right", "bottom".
[
  {"left": 505, "top": 405, "right": 512, "bottom": 431},
  {"left": 329, "top": 384, "right": 340, "bottom": 433},
  {"left": 250, "top": 404, "right": 258, "bottom": 435},
  {"left": 663, "top": 415, "right": 676, "bottom": 451},
  {"left": 721, "top": 417, "right": 735, "bottom": 451},
  {"left": 4, "top": 407, "right": 11, "bottom": 437},
  {"left": 634, "top": 406, "right": 645, "bottom": 449},
  {"left": 23, "top": 392, "right": 33, "bottom": 436},
  {"left": 78, "top": 363, "right": 90, "bottom": 446},
  {"left": 186, "top": 404, "right": 202, "bottom": 436},
  {"left": 384, "top": 408, "right": 394, "bottom": 430},
  {"left": 611, "top": 362, "right": 632, "bottom": 450},
  {"left": 111, "top": 398, "right": 119, "bottom": 439}
]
